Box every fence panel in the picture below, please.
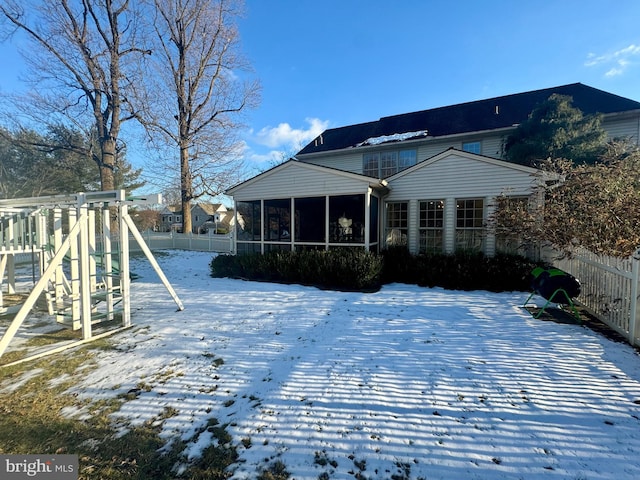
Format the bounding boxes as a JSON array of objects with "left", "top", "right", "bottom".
[
  {"left": 129, "top": 231, "right": 234, "bottom": 254},
  {"left": 10, "top": 232, "right": 233, "bottom": 266},
  {"left": 543, "top": 247, "right": 640, "bottom": 346}
]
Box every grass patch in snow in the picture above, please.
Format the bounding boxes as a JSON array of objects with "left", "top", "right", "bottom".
[{"left": 0, "top": 342, "right": 241, "bottom": 480}]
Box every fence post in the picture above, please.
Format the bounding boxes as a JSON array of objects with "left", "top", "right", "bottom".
[{"left": 630, "top": 253, "right": 640, "bottom": 346}]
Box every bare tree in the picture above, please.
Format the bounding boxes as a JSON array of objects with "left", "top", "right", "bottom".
[
  {"left": 491, "top": 142, "right": 640, "bottom": 258},
  {"left": 136, "top": 0, "right": 259, "bottom": 233},
  {"left": 0, "top": 0, "right": 148, "bottom": 191}
]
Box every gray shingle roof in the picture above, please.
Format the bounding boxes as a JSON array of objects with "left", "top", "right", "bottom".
[{"left": 298, "top": 83, "right": 640, "bottom": 155}]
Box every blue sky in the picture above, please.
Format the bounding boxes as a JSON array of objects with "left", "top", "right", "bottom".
[
  {"left": 239, "top": 0, "right": 640, "bottom": 169},
  {"left": 1, "top": 0, "right": 640, "bottom": 177}
]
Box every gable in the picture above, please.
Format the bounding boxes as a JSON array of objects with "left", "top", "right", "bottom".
[
  {"left": 298, "top": 83, "right": 640, "bottom": 155},
  {"left": 195, "top": 203, "right": 223, "bottom": 215},
  {"left": 227, "top": 160, "right": 386, "bottom": 200},
  {"left": 386, "top": 149, "right": 541, "bottom": 200}
]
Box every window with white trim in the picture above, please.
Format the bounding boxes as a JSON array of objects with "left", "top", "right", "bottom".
[
  {"left": 419, "top": 200, "right": 444, "bottom": 254},
  {"left": 363, "top": 149, "right": 416, "bottom": 178},
  {"left": 455, "top": 198, "right": 484, "bottom": 251},
  {"left": 385, "top": 202, "right": 408, "bottom": 247},
  {"left": 462, "top": 141, "right": 481, "bottom": 154}
]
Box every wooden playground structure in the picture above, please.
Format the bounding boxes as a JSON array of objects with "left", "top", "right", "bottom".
[{"left": 0, "top": 190, "right": 184, "bottom": 364}]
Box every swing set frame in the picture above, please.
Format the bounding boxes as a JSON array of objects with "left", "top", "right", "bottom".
[{"left": 0, "top": 190, "right": 183, "bottom": 365}]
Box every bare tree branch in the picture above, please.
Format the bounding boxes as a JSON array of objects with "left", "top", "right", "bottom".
[
  {"left": 0, "top": 0, "right": 150, "bottom": 191},
  {"left": 134, "top": 0, "right": 260, "bottom": 233}
]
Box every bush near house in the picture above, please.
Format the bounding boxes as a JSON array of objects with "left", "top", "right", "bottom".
[
  {"left": 380, "top": 247, "right": 541, "bottom": 292},
  {"left": 210, "top": 249, "right": 384, "bottom": 291},
  {"left": 210, "top": 247, "right": 542, "bottom": 293}
]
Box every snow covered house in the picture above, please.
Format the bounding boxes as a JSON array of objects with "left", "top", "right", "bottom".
[{"left": 227, "top": 83, "right": 640, "bottom": 256}]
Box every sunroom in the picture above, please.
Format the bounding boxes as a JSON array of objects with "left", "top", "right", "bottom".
[{"left": 227, "top": 160, "right": 388, "bottom": 254}]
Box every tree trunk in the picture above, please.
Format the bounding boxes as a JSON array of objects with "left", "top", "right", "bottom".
[
  {"left": 180, "top": 144, "right": 192, "bottom": 234},
  {"left": 99, "top": 139, "right": 117, "bottom": 191}
]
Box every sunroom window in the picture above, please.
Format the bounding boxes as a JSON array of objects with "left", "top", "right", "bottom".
[
  {"left": 236, "top": 200, "right": 261, "bottom": 241},
  {"left": 294, "top": 197, "right": 326, "bottom": 243},
  {"left": 329, "top": 195, "right": 365, "bottom": 243},
  {"left": 264, "top": 198, "right": 291, "bottom": 241}
]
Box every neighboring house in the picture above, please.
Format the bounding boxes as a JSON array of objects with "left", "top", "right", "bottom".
[
  {"left": 226, "top": 83, "right": 640, "bottom": 256},
  {"left": 159, "top": 203, "right": 233, "bottom": 233},
  {"left": 159, "top": 205, "right": 182, "bottom": 232}
]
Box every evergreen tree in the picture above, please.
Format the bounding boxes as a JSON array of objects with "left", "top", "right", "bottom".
[
  {"left": 0, "top": 126, "right": 144, "bottom": 199},
  {"left": 504, "top": 94, "right": 607, "bottom": 166}
]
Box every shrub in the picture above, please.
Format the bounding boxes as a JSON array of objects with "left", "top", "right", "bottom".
[
  {"left": 381, "top": 248, "right": 541, "bottom": 292},
  {"left": 211, "top": 249, "right": 541, "bottom": 293},
  {"left": 210, "top": 249, "right": 383, "bottom": 292}
]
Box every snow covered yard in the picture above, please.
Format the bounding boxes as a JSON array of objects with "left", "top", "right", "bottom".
[{"left": 67, "top": 250, "right": 640, "bottom": 479}]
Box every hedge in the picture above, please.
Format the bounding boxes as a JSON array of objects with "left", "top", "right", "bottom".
[{"left": 210, "top": 246, "right": 542, "bottom": 293}]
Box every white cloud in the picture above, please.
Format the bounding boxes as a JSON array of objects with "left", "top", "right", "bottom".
[
  {"left": 585, "top": 43, "right": 640, "bottom": 76},
  {"left": 240, "top": 118, "right": 330, "bottom": 169},
  {"left": 255, "top": 117, "right": 329, "bottom": 150}
]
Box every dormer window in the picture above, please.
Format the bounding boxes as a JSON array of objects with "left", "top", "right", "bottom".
[{"left": 363, "top": 149, "right": 416, "bottom": 178}]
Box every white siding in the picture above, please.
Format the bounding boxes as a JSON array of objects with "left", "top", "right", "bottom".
[
  {"left": 231, "top": 163, "right": 372, "bottom": 200},
  {"left": 603, "top": 117, "right": 640, "bottom": 143},
  {"left": 299, "top": 131, "right": 511, "bottom": 175},
  {"left": 385, "top": 152, "right": 539, "bottom": 255},
  {"left": 299, "top": 152, "right": 362, "bottom": 174},
  {"left": 417, "top": 142, "right": 458, "bottom": 160},
  {"left": 386, "top": 153, "right": 537, "bottom": 201},
  {"left": 481, "top": 135, "right": 505, "bottom": 158}
]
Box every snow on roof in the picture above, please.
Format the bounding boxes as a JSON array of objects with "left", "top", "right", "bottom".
[{"left": 355, "top": 129, "right": 429, "bottom": 147}]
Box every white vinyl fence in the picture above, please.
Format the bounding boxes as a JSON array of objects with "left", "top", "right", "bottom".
[
  {"left": 9, "top": 231, "right": 233, "bottom": 266},
  {"left": 542, "top": 247, "right": 640, "bottom": 347},
  {"left": 129, "top": 231, "right": 234, "bottom": 254}
]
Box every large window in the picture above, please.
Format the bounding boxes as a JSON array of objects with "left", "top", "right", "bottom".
[
  {"left": 385, "top": 202, "right": 408, "bottom": 247},
  {"left": 329, "top": 195, "right": 365, "bottom": 243},
  {"left": 363, "top": 149, "right": 416, "bottom": 178},
  {"left": 236, "top": 193, "right": 381, "bottom": 252},
  {"left": 419, "top": 200, "right": 444, "bottom": 254},
  {"left": 294, "top": 197, "right": 326, "bottom": 243},
  {"left": 264, "top": 199, "right": 291, "bottom": 241},
  {"left": 456, "top": 198, "right": 484, "bottom": 251},
  {"left": 363, "top": 153, "right": 379, "bottom": 177},
  {"left": 236, "top": 200, "right": 261, "bottom": 241}
]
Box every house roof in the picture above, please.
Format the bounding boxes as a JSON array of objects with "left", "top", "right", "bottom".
[
  {"left": 160, "top": 205, "right": 181, "bottom": 214},
  {"left": 195, "top": 203, "right": 225, "bottom": 215},
  {"left": 226, "top": 158, "right": 388, "bottom": 196},
  {"left": 161, "top": 203, "right": 226, "bottom": 215},
  {"left": 298, "top": 83, "right": 640, "bottom": 155}
]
